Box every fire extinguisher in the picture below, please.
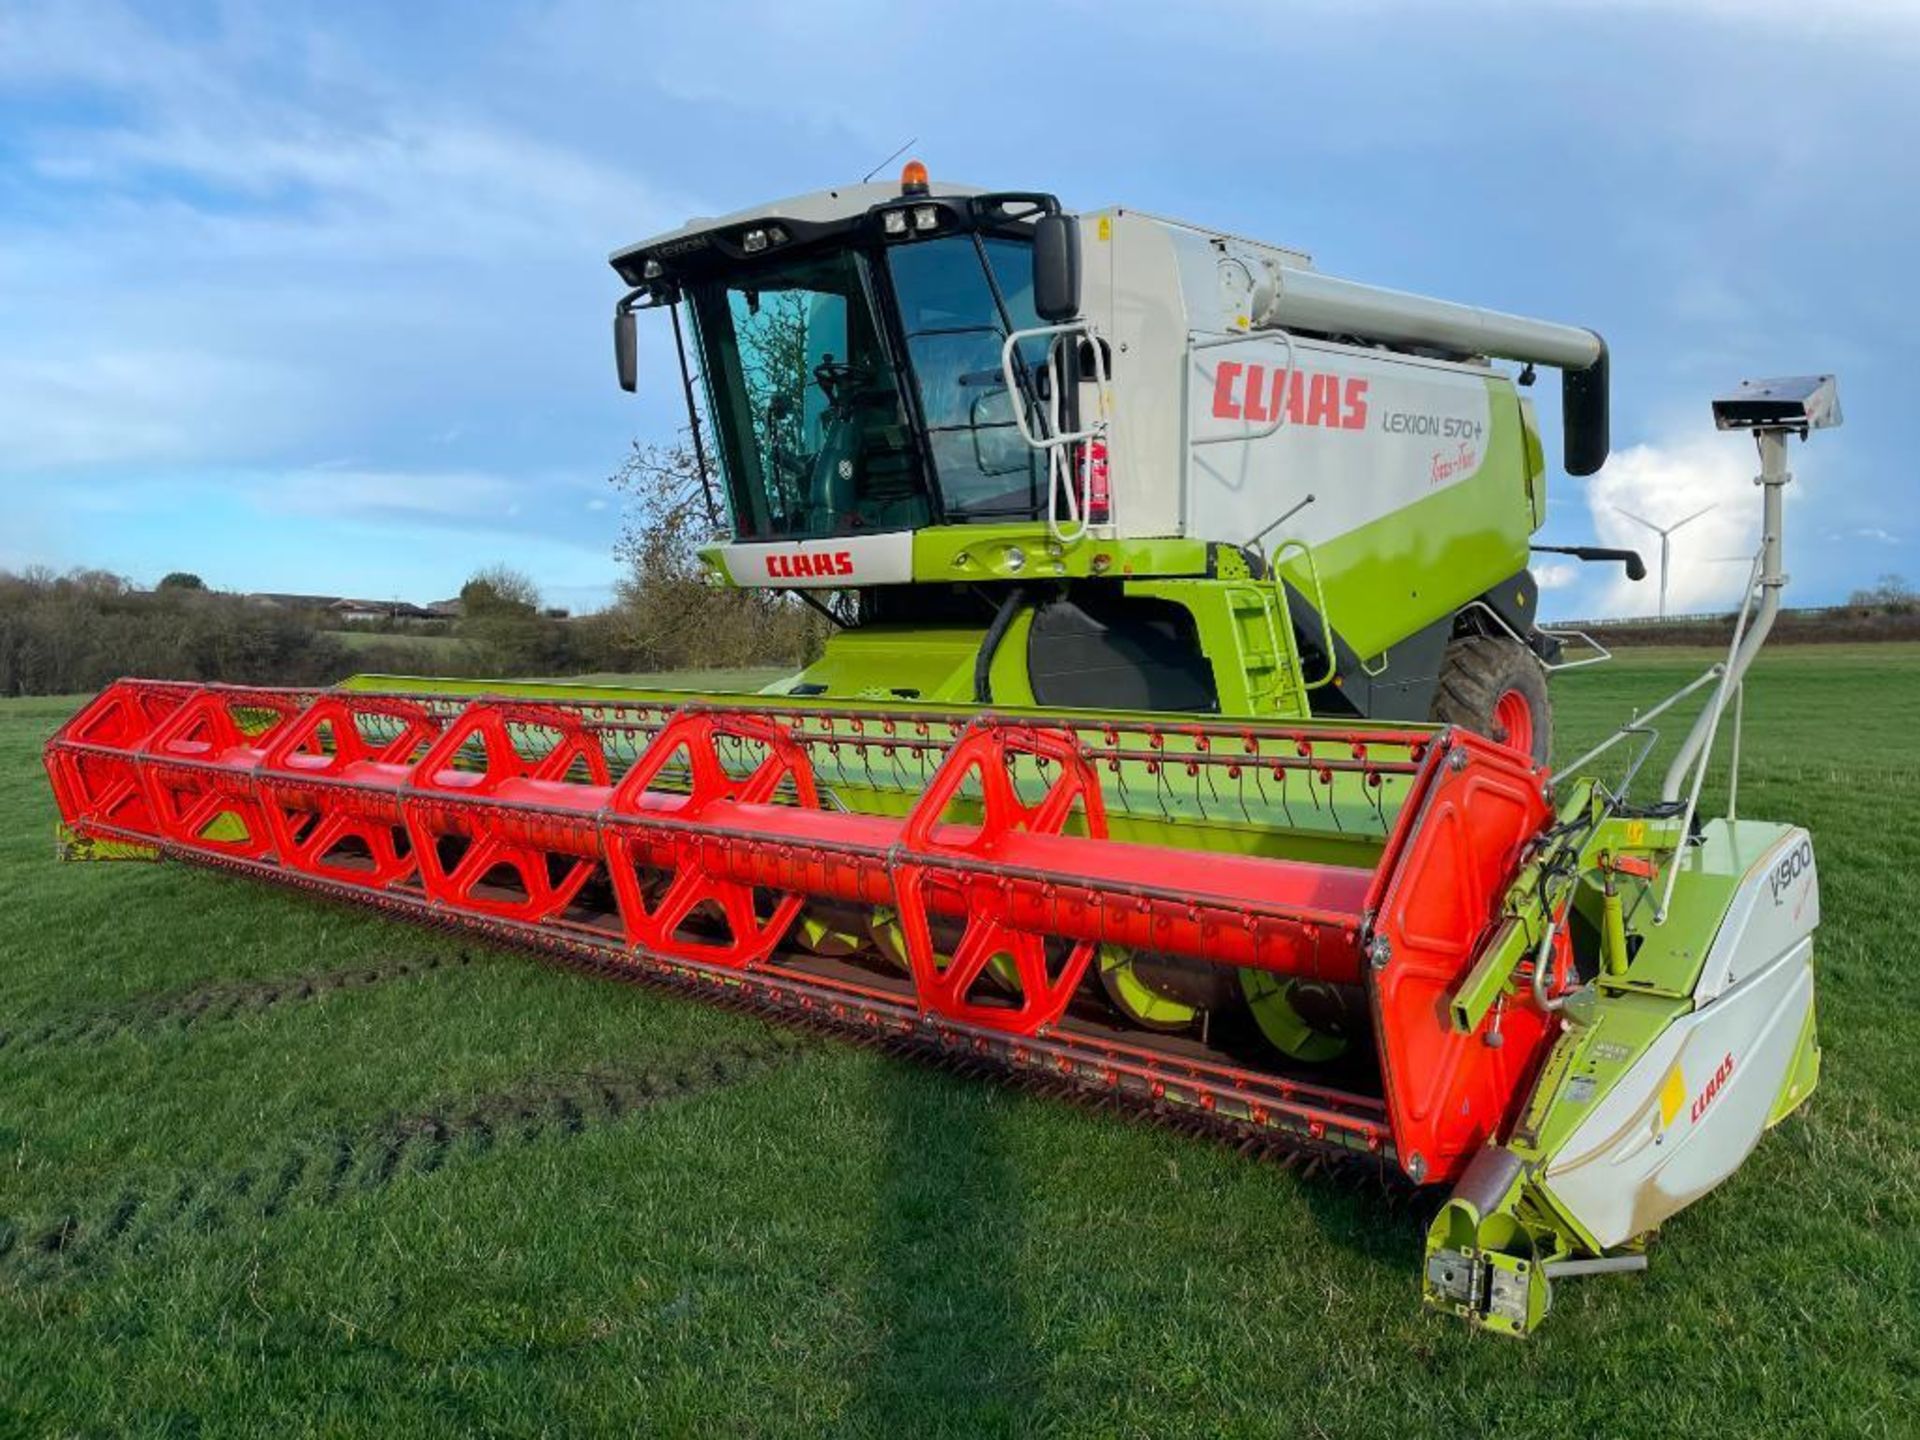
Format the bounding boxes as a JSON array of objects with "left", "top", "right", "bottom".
[{"left": 1081, "top": 438, "right": 1110, "bottom": 524}]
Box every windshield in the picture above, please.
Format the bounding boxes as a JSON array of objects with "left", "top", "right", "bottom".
[
  {"left": 684, "top": 233, "right": 1045, "bottom": 544},
  {"left": 687, "top": 249, "right": 926, "bottom": 541}
]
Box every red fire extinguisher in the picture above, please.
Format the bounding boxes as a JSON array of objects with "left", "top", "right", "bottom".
[{"left": 1081, "top": 438, "right": 1110, "bottom": 524}]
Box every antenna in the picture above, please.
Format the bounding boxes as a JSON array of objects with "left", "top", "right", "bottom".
[
  {"left": 1612, "top": 503, "right": 1715, "bottom": 619},
  {"left": 862, "top": 137, "right": 918, "bottom": 184}
]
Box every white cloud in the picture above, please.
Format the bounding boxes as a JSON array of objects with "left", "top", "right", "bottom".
[
  {"left": 1539, "top": 0, "right": 1919, "bottom": 29},
  {"left": 1534, "top": 561, "right": 1580, "bottom": 591},
  {"left": 1584, "top": 437, "right": 1769, "bottom": 618},
  {"left": 0, "top": 0, "right": 697, "bottom": 488},
  {"left": 257, "top": 467, "right": 529, "bottom": 522},
  {"left": 1287, "top": 0, "right": 1920, "bottom": 35},
  {"left": 0, "top": 349, "right": 308, "bottom": 470}
]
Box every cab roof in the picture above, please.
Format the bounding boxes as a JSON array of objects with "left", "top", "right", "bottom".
[{"left": 610, "top": 179, "right": 988, "bottom": 285}]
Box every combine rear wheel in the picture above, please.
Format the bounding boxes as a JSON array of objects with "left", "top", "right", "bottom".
[{"left": 1429, "top": 635, "right": 1551, "bottom": 765}]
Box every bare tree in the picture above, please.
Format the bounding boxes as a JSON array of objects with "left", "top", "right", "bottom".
[
  {"left": 604, "top": 439, "right": 828, "bottom": 672},
  {"left": 1849, "top": 573, "right": 1913, "bottom": 610}
]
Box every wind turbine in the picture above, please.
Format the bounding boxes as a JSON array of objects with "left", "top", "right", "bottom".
[{"left": 1613, "top": 503, "right": 1716, "bottom": 619}]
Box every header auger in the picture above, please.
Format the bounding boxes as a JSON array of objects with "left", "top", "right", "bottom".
[
  {"left": 48, "top": 682, "right": 1559, "bottom": 1179},
  {"left": 47, "top": 143, "right": 1840, "bottom": 1333}
]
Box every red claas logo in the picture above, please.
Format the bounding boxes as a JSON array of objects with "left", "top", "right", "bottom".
[
  {"left": 1211, "top": 362, "right": 1368, "bottom": 431},
  {"left": 764, "top": 551, "right": 854, "bottom": 580},
  {"left": 1690, "top": 1052, "right": 1735, "bottom": 1124}
]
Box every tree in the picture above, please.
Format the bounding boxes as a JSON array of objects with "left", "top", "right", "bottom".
[
  {"left": 455, "top": 564, "right": 569, "bottom": 675},
  {"left": 604, "top": 439, "right": 827, "bottom": 672},
  {"left": 1848, "top": 573, "right": 1913, "bottom": 611},
  {"left": 157, "top": 572, "right": 206, "bottom": 591},
  {"left": 460, "top": 564, "right": 541, "bottom": 616}
]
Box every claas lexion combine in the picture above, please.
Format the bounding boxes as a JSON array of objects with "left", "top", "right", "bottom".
[{"left": 46, "top": 162, "right": 1842, "bottom": 1334}]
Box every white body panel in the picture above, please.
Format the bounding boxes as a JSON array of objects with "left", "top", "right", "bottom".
[
  {"left": 1183, "top": 340, "right": 1496, "bottom": 553},
  {"left": 712, "top": 532, "right": 914, "bottom": 589},
  {"left": 1080, "top": 209, "right": 1512, "bottom": 552},
  {"left": 1543, "top": 825, "right": 1819, "bottom": 1249},
  {"left": 1696, "top": 828, "right": 1819, "bottom": 1002}
]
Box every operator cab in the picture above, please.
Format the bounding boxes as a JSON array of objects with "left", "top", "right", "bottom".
[{"left": 611, "top": 172, "right": 1068, "bottom": 544}]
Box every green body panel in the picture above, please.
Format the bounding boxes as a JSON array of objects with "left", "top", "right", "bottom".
[
  {"left": 765, "top": 615, "right": 1042, "bottom": 707},
  {"left": 1275, "top": 379, "right": 1533, "bottom": 661},
  {"left": 781, "top": 624, "right": 988, "bottom": 704},
  {"left": 769, "top": 574, "right": 1313, "bottom": 719},
  {"left": 1518, "top": 396, "right": 1548, "bottom": 529},
  {"left": 911, "top": 526, "right": 1216, "bottom": 584},
  {"left": 1583, "top": 825, "right": 1740, "bottom": 1001}
]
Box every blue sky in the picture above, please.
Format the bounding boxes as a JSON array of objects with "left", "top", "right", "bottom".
[{"left": 2, "top": 0, "right": 1915, "bottom": 618}]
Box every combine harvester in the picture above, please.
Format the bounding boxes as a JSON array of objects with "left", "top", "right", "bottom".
[{"left": 45, "top": 165, "right": 1840, "bottom": 1334}]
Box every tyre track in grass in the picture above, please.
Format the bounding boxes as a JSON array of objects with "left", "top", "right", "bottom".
[
  {"left": 0, "top": 1032, "right": 816, "bottom": 1285},
  {"left": 0, "top": 951, "right": 479, "bottom": 1055}
]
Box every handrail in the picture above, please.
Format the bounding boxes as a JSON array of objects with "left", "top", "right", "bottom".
[
  {"left": 1457, "top": 599, "right": 1611, "bottom": 675},
  {"left": 1190, "top": 327, "right": 1299, "bottom": 446},
  {"left": 1266, "top": 537, "right": 1339, "bottom": 691},
  {"left": 1550, "top": 664, "right": 1725, "bottom": 782},
  {"left": 998, "top": 320, "right": 1113, "bottom": 546}
]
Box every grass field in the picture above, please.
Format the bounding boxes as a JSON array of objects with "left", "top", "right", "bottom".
[
  {"left": 325, "top": 630, "right": 473, "bottom": 657},
  {"left": 3, "top": 647, "right": 1916, "bottom": 1437}
]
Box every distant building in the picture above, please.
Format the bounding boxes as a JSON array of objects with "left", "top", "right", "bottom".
[
  {"left": 245, "top": 592, "right": 437, "bottom": 624},
  {"left": 329, "top": 598, "right": 435, "bottom": 624},
  {"left": 246, "top": 592, "right": 343, "bottom": 612}
]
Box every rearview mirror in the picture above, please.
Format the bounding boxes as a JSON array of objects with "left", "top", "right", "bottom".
[
  {"left": 614, "top": 309, "right": 637, "bottom": 393},
  {"left": 1033, "top": 213, "right": 1081, "bottom": 324}
]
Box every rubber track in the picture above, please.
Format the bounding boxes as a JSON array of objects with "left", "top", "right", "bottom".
[
  {"left": 0, "top": 952, "right": 476, "bottom": 1055},
  {"left": 0, "top": 1032, "right": 815, "bottom": 1284}
]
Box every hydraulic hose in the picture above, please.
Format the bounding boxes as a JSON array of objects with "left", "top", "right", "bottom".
[{"left": 975, "top": 586, "right": 1030, "bottom": 704}]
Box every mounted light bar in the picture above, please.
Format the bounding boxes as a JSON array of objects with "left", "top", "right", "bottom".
[{"left": 740, "top": 224, "right": 790, "bottom": 254}]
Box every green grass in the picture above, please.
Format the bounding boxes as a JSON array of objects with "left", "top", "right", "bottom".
[
  {"left": 3, "top": 647, "right": 1917, "bottom": 1437},
  {"left": 326, "top": 629, "right": 472, "bottom": 656}
]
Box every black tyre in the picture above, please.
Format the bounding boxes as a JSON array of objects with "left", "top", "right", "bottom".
[{"left": 1429, "top": 634, "right": 1551, "bottom": 765}]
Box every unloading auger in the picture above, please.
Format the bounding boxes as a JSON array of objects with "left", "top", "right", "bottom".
[{"left": 45, "top": 158, "right": 1841, "bottom": 1336}]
